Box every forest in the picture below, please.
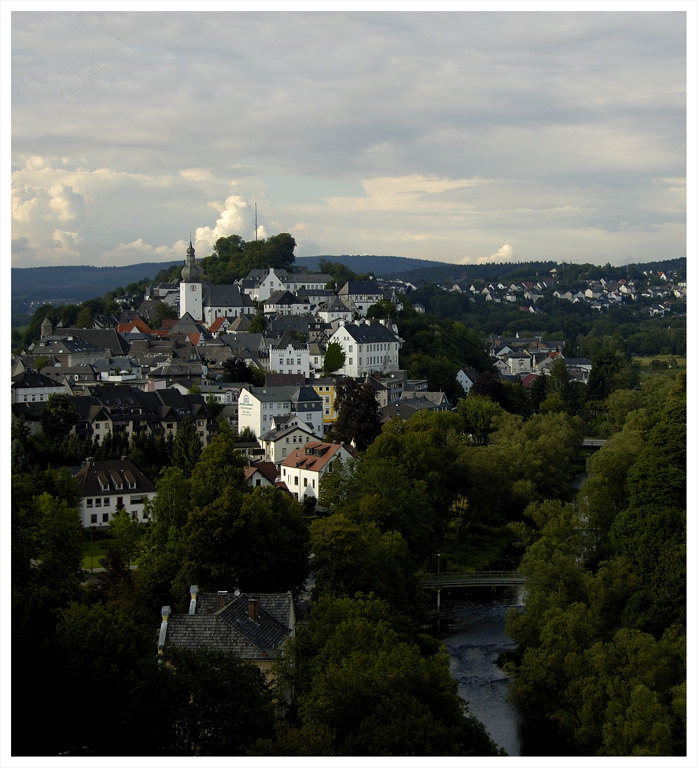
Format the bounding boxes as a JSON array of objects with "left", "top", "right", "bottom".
[{"left": 11, "top": 361, "right": 685, "bottom": 756}]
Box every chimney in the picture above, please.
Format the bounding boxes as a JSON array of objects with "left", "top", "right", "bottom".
[
  {"left": 158, "top": 606, "right": 171, "bottom": 654},
  {"left": 248, "top": 597, "right": 259, "bottom": 622},
  {"left": 218, "top": 590, "right": 228, "bottom": 610},
  {"left": 189, "top": 585, "right": 198, "bottom": 615}
]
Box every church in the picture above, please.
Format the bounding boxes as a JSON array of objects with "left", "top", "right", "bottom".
[{"left": 179, "top": 241, "right": 255, "bottom": 325}]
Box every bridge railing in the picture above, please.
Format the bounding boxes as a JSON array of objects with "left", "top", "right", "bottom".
[{"left": 420, "top": 570, "right": 526, "bottom": 587}]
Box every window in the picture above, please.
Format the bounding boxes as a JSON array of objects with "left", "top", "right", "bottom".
[
  {"left": 102, "top": 513, "right": 109, "bottom": 523},
  {"left": 90, "top": 514, "right": 97, "bottom": 524},
  {"left": 303, "top": 478, "right": 308, "bottom": 487},
  {"left": 95, "top": 498, "right": 102, "bottom": 507},
  {"left": 86, "top": 499, "right": 93, "bottom": 508},
  {"left": 95, "top": 423, "right": 100, "bottom": 429},
  {"left": 294, "top": 476, "right": 299, "bottom": 485},
  {"left": 103, "top": 498, "right": 110, "bottom": 507},
  {"left": 117, "top": 497, "right": 123, "bottom": 508}
]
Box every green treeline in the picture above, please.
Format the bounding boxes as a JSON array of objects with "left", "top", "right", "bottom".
[{"left": 505, "top": 378, "right": 686, "bottom": 756}]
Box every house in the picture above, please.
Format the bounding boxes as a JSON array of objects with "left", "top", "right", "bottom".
[
  {"left": 328, "top": 320, "right": 402, "bottom": 378},
  {"left": 29, "top": 335, "right": 108, "bottom": 367},
  {"left": 158, "top": 588, "right": 297, "bottom": 679},
  {"left": 337, "top": 281, "right": 384, "bottom": 316},
  {"left": 268, "top": 331, "right": 310, "bottom": 377},
  {"left": 11, "top": 368, "right": 70, "bottom": 404},
  {"left": 258, "top": 415, "right": 318, "bottom": 464},
  {"left": 316, "top": 295, "right": 354, "bottom": 324},
  {"left": 244, "top": 461, "right": 280, "bottom": 489},
  {"left": 263, "top": 290, "right": 310, "bottom": 316},
  {"left": 456, "top": 367, "right": 479, "bottom": 396},
  {"left": 307, "top": 377, "right": 339, "bottom": 433},
  {"left": 279, "top": 441, "right": 356, "bottom": 503},
  {"left": 237, "top": 385, "right": 323, "bottom": 439},
  {"left": 74, "top": 457, "right": 157, "bottom": 528}
]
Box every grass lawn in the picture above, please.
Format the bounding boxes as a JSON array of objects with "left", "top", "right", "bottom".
[
  {"left": 82, "top": 539, "right": 110, "bottom": 571},
  {"left": 633, "top": 355, "right": 686, "bottom": 370}
]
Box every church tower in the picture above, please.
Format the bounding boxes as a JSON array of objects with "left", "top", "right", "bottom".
[{"left": 179, "top": 240, "right": 203, "bottom": 321}]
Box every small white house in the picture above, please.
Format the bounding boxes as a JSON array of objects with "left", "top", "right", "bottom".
[{"left": 279, "top": 441, "right": 356, "bottom": 503}]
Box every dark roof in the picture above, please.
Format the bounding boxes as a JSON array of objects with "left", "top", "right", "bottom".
[
  {"left": 162, "top": 591, "right": 295, "bottom": 659},
  {"left": 338, "top": 281, "right": 383, "bottom": 296},
  {"left": 11, "top": 369, "right": 66, "bottom": 390},
  {"left": 335, "top": 322, "right": 400, "bottom": 344},
  {"left": 59, "top": 328, "right": 130, "bottom": 356},
  {"left": 75, "top": 458, "right": 156, "bottom": 497},
  {"left": 203, "top": 283, "right": 253, "bottom": 308}
]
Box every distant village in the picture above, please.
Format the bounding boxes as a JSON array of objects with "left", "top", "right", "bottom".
[{"left": 11, "top": 243, "right": 686, "bottom": 531}]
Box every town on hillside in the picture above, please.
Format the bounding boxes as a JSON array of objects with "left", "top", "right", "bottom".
[{"left": 10, "top": 240, "right": 687, "bottom": 758}]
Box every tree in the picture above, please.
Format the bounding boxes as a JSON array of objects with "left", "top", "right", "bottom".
[
  {"left": 75, "top": 305, "right": 93, "bottom": 328},
  {"left": 279, "top": 594, "right": 500, "bottom": 756},
  {"left": 222, "top": 356, "right": 255, "bottom": 383},
  {"left": 322, "top": 341, "right": 346, "bottom": 375},
  {"left": 458, "top": 394, "right": 504, "bottom": 445},
  {"left": 40, "top": 393, "right": 79, "bottom": 442},
  {"left": 174, "top": 486, "right": 310, "bottom": 597},
  {"left": 171, "top": 415, "right": 202, "bottom": 476},
  {"left": 124, "top": 647, "right": 276, "bottom": 756},
  {"left": 107, "top": 508, "right": 143, "bottom": 566},
  {"left": 328, "top": 378, "right": 382, "bottom": 452}
]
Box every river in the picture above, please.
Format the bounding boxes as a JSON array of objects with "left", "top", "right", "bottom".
[{"left": 440, "top": 585, "right": 524, "bottom": 756}]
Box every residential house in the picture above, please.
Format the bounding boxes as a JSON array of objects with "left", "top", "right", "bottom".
[
  {"left": 337, "top": 281, "right": 383, "bottom": 316},
  {"left": 75, "top": 457, "right": 157, "bottom": 528},
  {"left": 329, "top": 320, "right": 402, "bottom": 378},
  {"left": 11, "top": 368, "right": 70, "bottom": 404},
  {"left": 158, "top": 588, "right": 297, "bottom": 680},
  {"left": 279, "top": 441, "right": 356, "bottom": 503}
]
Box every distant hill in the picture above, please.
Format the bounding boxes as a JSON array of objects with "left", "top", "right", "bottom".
[
  {"left": 296, "top": 255, "right": 451, "bottom": 276},
  {"left": 11, "top": 262, "right": 181, "bottom": 311}
]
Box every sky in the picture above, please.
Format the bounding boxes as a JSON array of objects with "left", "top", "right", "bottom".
[{"left": 5, "top": 3, "right": 695, "bottom": 270}]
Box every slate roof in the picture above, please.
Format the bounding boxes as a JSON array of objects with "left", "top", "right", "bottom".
[
  {"left": 75, "top": 458, "right": 156, "bottom": 497},
  {"left": 161, "top": 591, "right": 295, "bottom": 660},
  {"left": 59, "top": 328, "right": 130, "bottom": 356},
  {"left": 203, "top": 282, "right": 253, "bottom": 309},
  {"left": 334, "top": 322, "right": 400, "bottom": 344},
  {"left": 11, "top": 369, "right": 67, "bottom": 391}
]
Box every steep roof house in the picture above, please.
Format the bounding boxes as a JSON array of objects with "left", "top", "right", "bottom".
[{"left": 158, "top": 588, "right": 297, "bottom": 679}]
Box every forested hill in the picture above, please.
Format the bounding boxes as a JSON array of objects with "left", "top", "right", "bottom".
[
  {"left": 296, "top": 255, "right": 451, "bottom": 275},
  {"left": 12, "top": 262, "right": 180, "bottom": 309}
]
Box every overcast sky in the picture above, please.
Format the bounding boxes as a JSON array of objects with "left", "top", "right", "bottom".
[{"left": 6, "top": 5, "right": 692, "bottom": 269}]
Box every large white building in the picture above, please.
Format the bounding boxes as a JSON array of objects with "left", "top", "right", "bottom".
[
  {"left": 329, "top": 320, "right": 402, "bottom": 379},
  {"left": 269, "top": 332, "right": 310, "bottom": 377},
  {"left": 75, "top": 458, "right": 157, "bottom": 528},
  {"left": 237, "top": 385, "right": 323, "bottom": 439}
]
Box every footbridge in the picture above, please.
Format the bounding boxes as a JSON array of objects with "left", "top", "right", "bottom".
[{"left": 420, "top": 570, "right": 526, "bottom": 590}]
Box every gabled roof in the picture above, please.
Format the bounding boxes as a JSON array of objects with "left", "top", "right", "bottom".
[
  {"left": 11, "top": 369, "right": 67, "bottom": 390},
  {"left": 332, "top": 322, "right": 400, "bottom": 344},
  {"left": 162, "top": 591, "right": 295, "bottom": 659},
  {"left": 338, "top": 281, "right": 383, "bottom": 296},
  {"left": 75, "top": 458, "right": 156, "bottom": 497},
  {"left": 280, "top": 441, "right": 355, "bottom": 472}
]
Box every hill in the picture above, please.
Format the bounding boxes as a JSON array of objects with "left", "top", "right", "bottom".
[{"left": 11, "top": 262, "right": 181, "bottom": 312}]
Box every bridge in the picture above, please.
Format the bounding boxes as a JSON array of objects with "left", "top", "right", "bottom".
[{"left": 420, "top": 570, "right": 526, "bottom": 589}]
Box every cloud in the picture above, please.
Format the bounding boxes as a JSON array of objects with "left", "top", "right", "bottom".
[{"left": 9, "top": 12, "right": 687, "bottom": 268}]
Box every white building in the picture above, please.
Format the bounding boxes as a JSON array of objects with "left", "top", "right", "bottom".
[
  {"left": 329, "top": 321, "right": 402, "bottom": 378},
  {"left": 337, "top": 281, "right": 384, "bottom": 316},
  {"left": 279, "top": 441, "right": 356, "bottom": 503},
  {"left": 75, "top": 458, "right": 157, "bottom": 528},
  {"left": 269, "top": 332, "right": 310, "bottom": 377},
  {"left": 237, "top": 385, "right": 323, "bottom": 439}
]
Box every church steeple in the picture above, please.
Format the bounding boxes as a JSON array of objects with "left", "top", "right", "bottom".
[
  {"left": 179, "top": 239, "right": 203, "bottom": 321},
  {"left": 181, "top": 239, "right": 201, "bottom": 283}
]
